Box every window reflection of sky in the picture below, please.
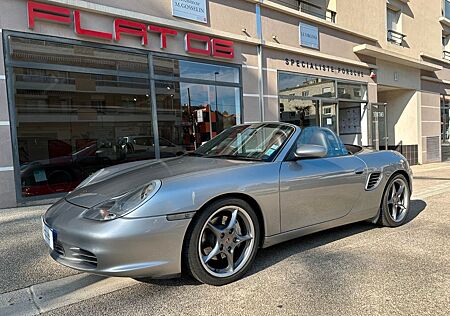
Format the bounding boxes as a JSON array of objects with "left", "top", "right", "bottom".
[{"left": 179, "top": 60, "right": 239, "bottom": 83}]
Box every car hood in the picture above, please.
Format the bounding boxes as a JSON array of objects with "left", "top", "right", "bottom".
[{"left": 64, "top": 156, "right": 254, "bottom": 208}]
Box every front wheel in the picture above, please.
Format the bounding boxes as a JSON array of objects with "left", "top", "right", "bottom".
[
  {"left": 379, "top": 174, "right": 411, "bottom": 227},
  {"left": 183, "top": 198, "right": 260, "bottom": 285}
]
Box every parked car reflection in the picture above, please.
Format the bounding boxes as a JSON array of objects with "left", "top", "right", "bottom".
[
  {"left": 118, "top": 136, "right": 185, "bottom": 158},
  {"left": 20, "top": 136, "right": 185, "bottom": 196}
]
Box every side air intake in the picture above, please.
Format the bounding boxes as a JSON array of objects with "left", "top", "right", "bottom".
[{"left": 366, "top": 172, "right": 382, "bottom": 190}]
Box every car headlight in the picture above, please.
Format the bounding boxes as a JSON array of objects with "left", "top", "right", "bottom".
[
  {"left": 82, "top": 180, "right": 162, "bottom": 221},
  {"left": 75, "top": 168, "right": 105, "bottom": 190}
]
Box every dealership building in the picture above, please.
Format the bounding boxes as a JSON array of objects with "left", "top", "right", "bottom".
[{"left": 1, "top": 0, "right": 450, "bottom": 207}]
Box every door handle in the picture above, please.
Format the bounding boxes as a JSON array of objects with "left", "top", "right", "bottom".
[{"left": 354, "top": 169, "right": 364, "bottom": 175}]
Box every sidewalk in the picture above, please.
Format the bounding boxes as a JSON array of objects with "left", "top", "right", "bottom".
[{"left": 410, "top": 162, "right": 450, "bottom": 199}]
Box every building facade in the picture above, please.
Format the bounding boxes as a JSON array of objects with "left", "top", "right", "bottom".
[{"left": 0, "top": 0, "right": 449, "bottom": 207}]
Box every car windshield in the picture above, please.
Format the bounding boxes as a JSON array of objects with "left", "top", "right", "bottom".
[{"left": 193, "top": 123, "right": 295, "bottom": 161}]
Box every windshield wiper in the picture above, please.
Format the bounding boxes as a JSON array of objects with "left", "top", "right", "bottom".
[{"left": 205, "top": 154, "right": 262, "bottom": 161}]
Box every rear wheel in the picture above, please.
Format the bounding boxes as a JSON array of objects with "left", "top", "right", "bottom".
[
  {"left": 379, "top": 174, "right": 411, "bottom": 227},
  {"left": 183, "top": 198, "right": 260, "bottom": 285}
]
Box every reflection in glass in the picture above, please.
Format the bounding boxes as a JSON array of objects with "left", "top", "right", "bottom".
[
  {"left": 179, "top": 60, "right": 240, "bottom": 83},
  {"left": 337, "top": 82, "right": 367, "bottom": 101},
  {"left": 278, "top": 72, "right": 336, "bottom": 98},
  {"left": 153, "top": 57, "right": 180, "bottom": 78},
  {"left": 156, "top": 81, "right": 241, "bottom": 151},
  {"left": 321, "top": 102, "right": 338, "bottom": 133},
  {"left": 14, "top": 68, "right": 152, "bottom": 197},
  {"left": 9, "top": 37, "right": 242, "bottom": 198},
  {"left": 280, "top": 98, "right": 319, "bottom": 128},
  {"left": 9, "top": 37, "right": 149, "bottom": 73}
]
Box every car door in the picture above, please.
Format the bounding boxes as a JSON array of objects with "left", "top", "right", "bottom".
[{"left": 279, "top": 128, "right": 366, "bottom": 232}]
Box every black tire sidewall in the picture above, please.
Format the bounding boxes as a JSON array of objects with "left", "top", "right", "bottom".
[
  {"left": 381, "top": 174, "right": 410, "bottom": 227},
  {"left": 183, "top": 198, "right": 260, "bottom": 286}
]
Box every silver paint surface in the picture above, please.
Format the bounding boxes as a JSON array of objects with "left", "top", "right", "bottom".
[{"left": 43, "top": 123, "right": 412, "bottom": 278}]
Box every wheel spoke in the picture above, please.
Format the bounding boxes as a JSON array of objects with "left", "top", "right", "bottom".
[
  {"left": 203, "top": 242, "right": 221, "bottom": 264},
  {"left": 207, "top": 222, "right": 224, "bottom": 238},
  {"left": 390, "top": 184, "right": 397, "bottom": 199},
  {"left": 397, "top": 203, "right": 406, "bottom": 211},
  {"left": 387, "top": 198, "right": 394, "bottom": 205},
  {"left": 391, "top": 206, "right": 398, "bottom": 221},
  {"left": 226, "top": 209, "right": 238, "bottom": 231},
  {"left": 397, "top": 184, "right": 405, "bottom": 198},
  {"left": 235, "top": 233, "right": 252, "bottom": 245},
  {"left": 224, "top": 250, "right": 234, "bottom": 273}
]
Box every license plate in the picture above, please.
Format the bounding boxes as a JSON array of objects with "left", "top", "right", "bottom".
[{"left": 42, "top": 218, "right": 55, "bottom": 250}]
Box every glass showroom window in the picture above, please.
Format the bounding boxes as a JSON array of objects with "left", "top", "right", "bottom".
[
  {"left": 8, "top": 37, "right": 152, "bottom": 197},
  {"left": 153, "top": 57, "right": 241, "bottom": 151},
  {"left": 6, "top": 35, "right": 242, "bottom": 199},
  {"left": 278, "top": 72, "right": 336, "bottom": 98}
]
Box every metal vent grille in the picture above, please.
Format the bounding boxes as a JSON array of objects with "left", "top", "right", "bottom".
[
  {"left": 70, "top": 247, "right": 98, "bottom": 267},
  {"left": 54, "top": 240, "right": 65, "bottom": 256},
  {"left": 366, "top": 172, "right": 381, "bottom": 190},
  {"left": 426, "top": 136, "right": 440, "bottom": 162}
]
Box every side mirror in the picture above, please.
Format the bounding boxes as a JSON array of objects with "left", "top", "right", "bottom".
[{"left": 294, "top": 144, "right": 327, "bottom": 159}]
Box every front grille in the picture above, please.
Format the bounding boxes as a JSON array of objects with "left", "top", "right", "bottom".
[
  {"left": 69, "top": 247, "right": 98, "bottom": 267},
  {"left": 366, "top": 172, "right": 382, "bottom": 190}
]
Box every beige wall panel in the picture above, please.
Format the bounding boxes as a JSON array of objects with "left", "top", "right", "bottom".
[
  {"left": 336, "top": 0, "right": 386, "bottom": 42},
  {"left": 261, "top": 8, "right": 371, "bottom": 62},
  {"left": 0, "top": 35, "right": 4, "bottom": 75},
  {"left": 421, "top": 121, "right": 441, "bottom": 137},
  {"left": 0, "top": 170, "right": 16, "bottom": 209},
  {"left": 243, "top": 95, "right": 261, "bottom": 123},
  {"left": 421, "top": 107, "right": 440, "bottom": 123},
  {"left": 377, "top": 60, "right": 421, "bottom": 90},
  {"left": 337, "top": 0, "right": 442, "bottom": 59},
  {"left": 263, "top": 69, "right": 278, "bottom": 96},
  {"left": 264, "top": 96, "right": 279, "bottom": 122},
  {"left": 242, "top": 67, "right": 259, "bottom": 94},
  {"left": 209, "top": 0, "right": 257, "bottom": 37},
  {"left": 264, "top": 49, "right": 372, "bottom": 83},
  {"left": 0, "top": 125, "right": 13, "bottom": 167},
  {"left": 241, "top": 43, "right": 259, "bottom": 67},
  {"left": 0, "top": 81, "right": 10, "bottom": 122},
  {"left": 420, "top": 90, "right": 440, "bottom": 107},
  {"left": 378, "top": 89, "right": 419, "bottom": 145}
]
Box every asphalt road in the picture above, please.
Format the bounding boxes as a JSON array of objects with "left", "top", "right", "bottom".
[{"left": 1, "top": 163, "right": 450, "bottom": 315}]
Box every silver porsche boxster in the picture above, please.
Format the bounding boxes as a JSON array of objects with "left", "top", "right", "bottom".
[{"left": 43, "top": 123, "right": 412, "bottom": 285}]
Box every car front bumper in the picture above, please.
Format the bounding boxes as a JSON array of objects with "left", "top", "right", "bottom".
[{"left": 43, "top": 200, "right": 191, "bottom": 278}]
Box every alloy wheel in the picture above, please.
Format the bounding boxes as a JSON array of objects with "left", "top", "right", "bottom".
[
  {"left": 386, "top": 178, "right": 409, "bottom": 223},
  {"left": 198, "top": 206, "right": 255, "bottom": 278}
]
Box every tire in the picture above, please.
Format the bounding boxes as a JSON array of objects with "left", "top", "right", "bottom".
[
  {"left": 183, "top": 198, "right": 260, "bottom": 286},
  {"left": 379, "top": 174, "right": 411, "bottom": 227}
]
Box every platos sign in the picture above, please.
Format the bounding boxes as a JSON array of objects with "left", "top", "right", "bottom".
[{"left": 26, "top": 1, "right": 234, "bottom": 59}]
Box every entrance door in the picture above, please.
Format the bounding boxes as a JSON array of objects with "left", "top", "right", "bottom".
[
  {"left": 320, "top": 101, "right": 338, "bottom": 133},
  {"left": 370, "top": 103, "right": 388, "bottom": 150}
]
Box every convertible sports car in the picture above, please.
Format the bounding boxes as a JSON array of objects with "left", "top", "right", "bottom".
[{"left": 43, "top": 123, "right": 412, "bottom": 285}]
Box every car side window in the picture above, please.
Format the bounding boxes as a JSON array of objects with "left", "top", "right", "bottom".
[
  {"left": 294, "top": 127, "right": 348, "bottom": 158},
  {"left": 322, "top": 129, "right": 348, "bottom": 157}
]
